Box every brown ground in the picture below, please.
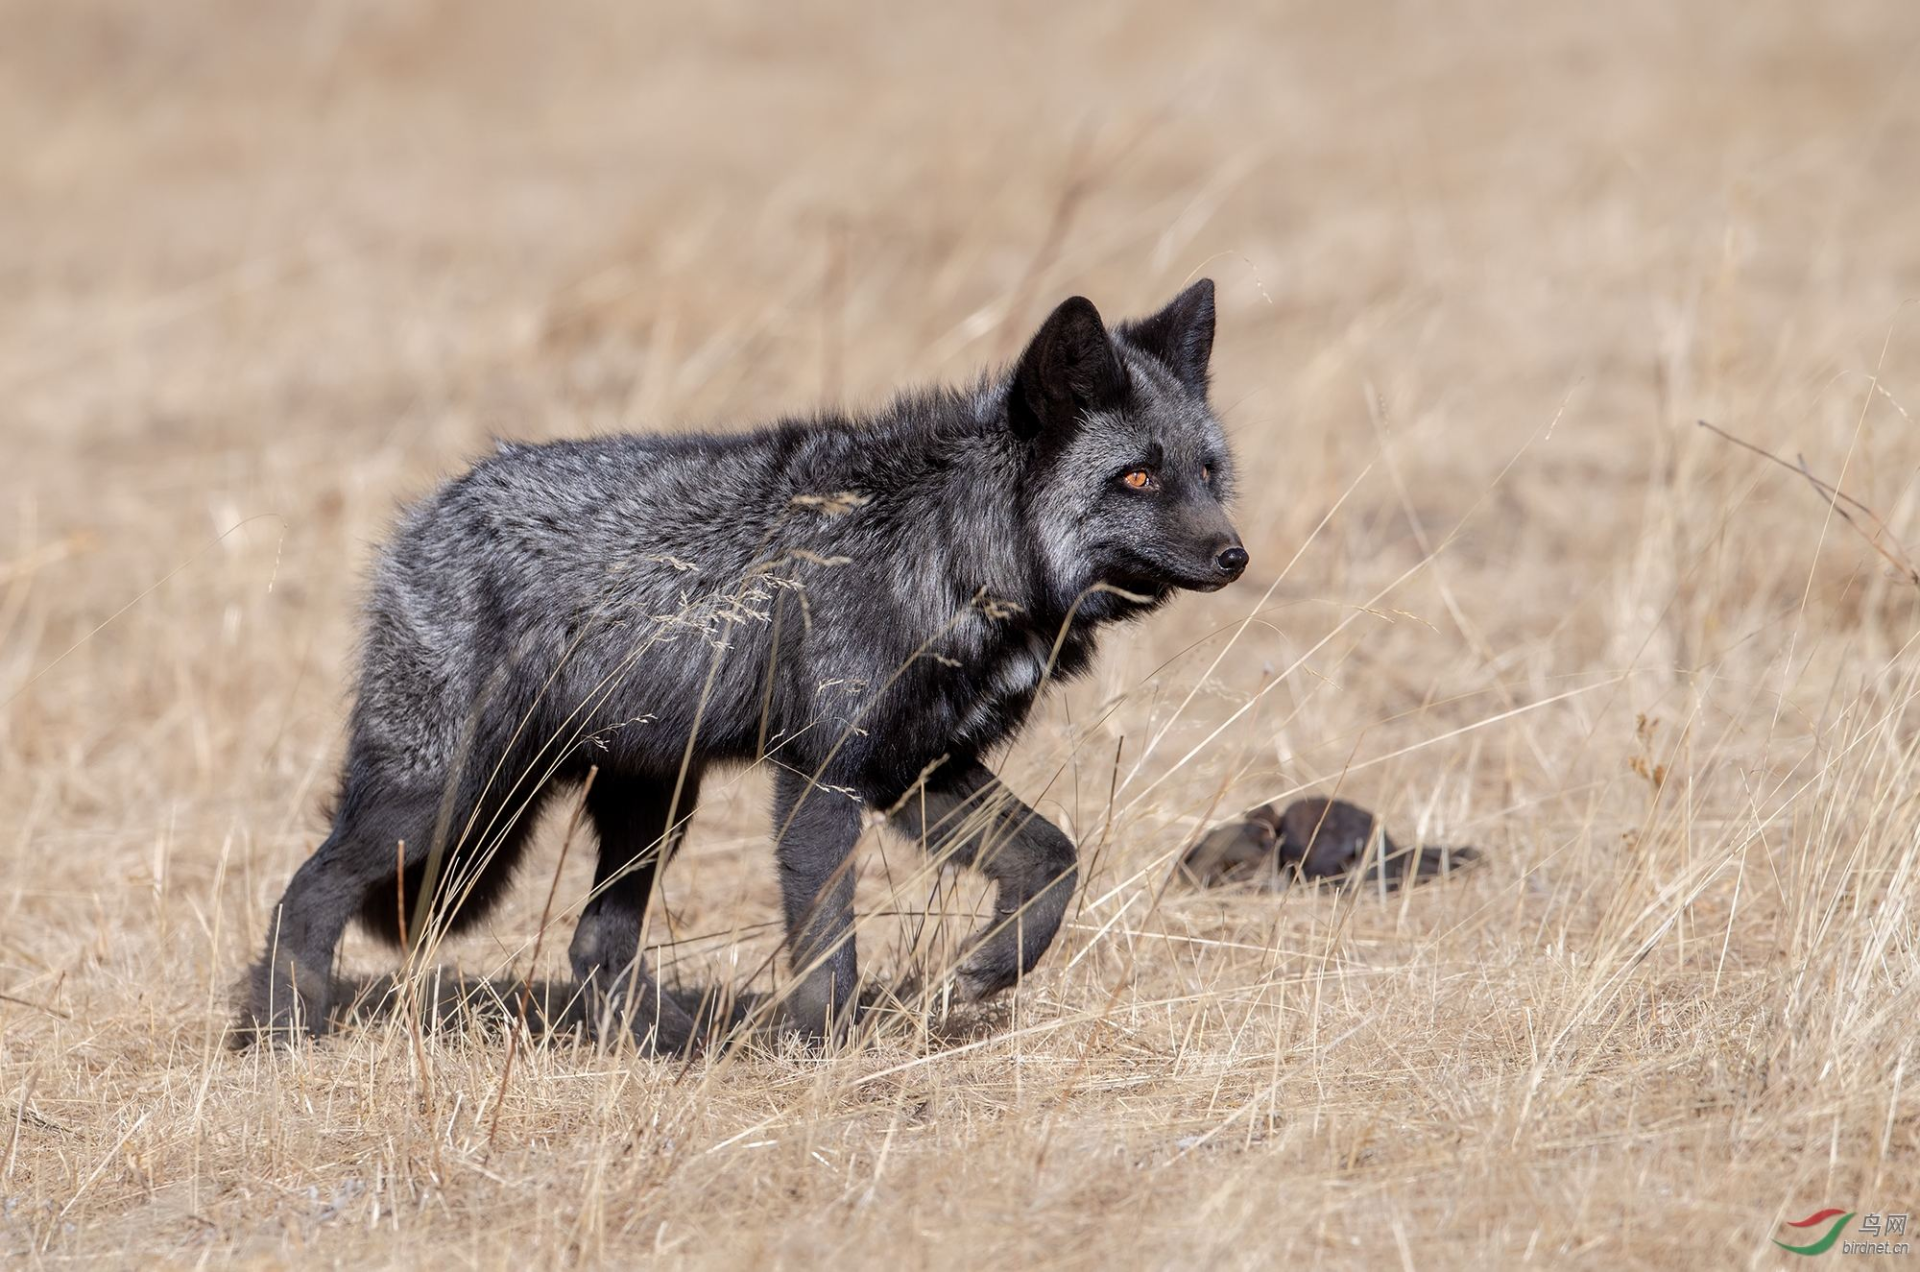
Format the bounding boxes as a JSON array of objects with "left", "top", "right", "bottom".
[{"left": 5, "top": 1, "right": 1920, "bottom": 1267}]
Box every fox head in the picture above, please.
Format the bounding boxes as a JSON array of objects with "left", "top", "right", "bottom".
[{"left": 1008, "top": 279, "right": 1246, "bottom": 619}]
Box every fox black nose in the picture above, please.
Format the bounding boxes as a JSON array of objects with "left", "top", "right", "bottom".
[{"left": 1215, "top": 545, "right": 1249, "bottom": 578}]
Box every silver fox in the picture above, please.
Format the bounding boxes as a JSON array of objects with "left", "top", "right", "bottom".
[{"left": 241, "top": 280, "right": 1247, "bottom": 1051}]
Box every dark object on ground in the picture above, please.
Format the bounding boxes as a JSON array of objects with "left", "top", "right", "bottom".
[{"left": 1182, "top": 797, "right": 1480, "bottom": 891}]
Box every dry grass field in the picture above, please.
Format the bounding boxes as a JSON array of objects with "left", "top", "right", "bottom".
[{"left": 6, "top": 1, "right": 1920, "bottom": 1267}]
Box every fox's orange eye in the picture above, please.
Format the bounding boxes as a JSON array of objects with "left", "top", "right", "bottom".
[{"left": 1122, "top": 469, "right": 1154, "bottom": 491}]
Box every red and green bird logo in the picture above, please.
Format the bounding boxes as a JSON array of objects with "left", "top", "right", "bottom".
[{"left": 1774, "top": 1209, "right": 1855, "bottom": 1256}]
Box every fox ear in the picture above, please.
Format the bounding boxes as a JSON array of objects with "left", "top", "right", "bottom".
[
  {"left": 1120, "top": 278, "right": 1215, "bottom": 395},
  {"left": 1008, "top": 296, "right": 1128, "bottom": 443}
]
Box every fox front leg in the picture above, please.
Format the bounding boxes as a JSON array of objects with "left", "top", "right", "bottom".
[
  {"left": 770, "top": 768, "right": 864, "bottom": 1040},
  {"left": 893, "top": 759, "right": 1078, "bottom": 1000}
]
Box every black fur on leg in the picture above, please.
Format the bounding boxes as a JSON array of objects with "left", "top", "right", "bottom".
[{"left": 891, "top": 758, "right": 1078, "bottom": 1002}]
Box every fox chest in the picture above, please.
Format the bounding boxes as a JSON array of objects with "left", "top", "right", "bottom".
[{"left": 938, "top": 631, "right": 1053, "bottom": 751}]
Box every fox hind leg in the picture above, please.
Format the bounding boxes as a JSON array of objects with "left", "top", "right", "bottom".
[
  {"left": 239, "top": 739, "right": 555, "bottom": 1045},
  {"left": 568, "top": 771, "right": 702, "bottom": 1053},
  {"left": 240, "top": 784, "right": 441, "bottom": 1043}
]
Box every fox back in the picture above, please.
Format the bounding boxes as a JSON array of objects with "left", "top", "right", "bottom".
[{"left": 357, "top": 280, "right": 1243, "bottom": 802}]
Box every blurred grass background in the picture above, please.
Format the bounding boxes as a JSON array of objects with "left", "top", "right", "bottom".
[{"left": 4, "top": 1, "right": 1920, "bottom": 1266}]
